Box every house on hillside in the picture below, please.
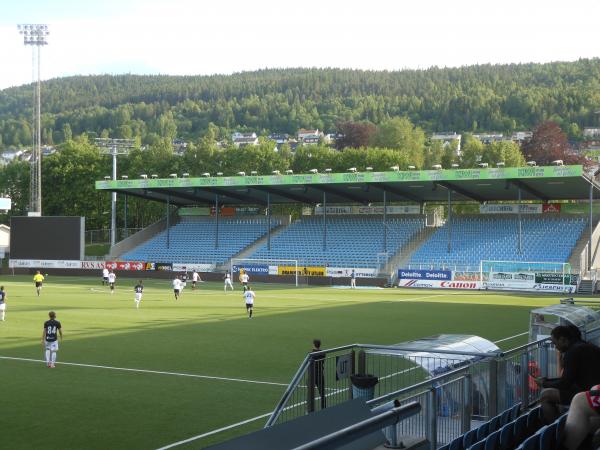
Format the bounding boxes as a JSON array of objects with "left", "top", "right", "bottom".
[
  {"left": 431, "top": 132, "right": 462, "bottom": 153},
  {"left": 297, "top": 129, "right": 323, "bottom": 142},
  {"left": 268, "top": 133, "right": 290, "bottom": 144},
  {"left": 583, "top": 128, "right": 600, "bottom": 139},
  {"left": 232, "top": 132, "right": 259, "bottom": 147},
  {"left": 472, "top": 133, "right": 504, "bottom": 144},
  {"left": 511, "top": 131, "right": 533, "bottom": 143}
]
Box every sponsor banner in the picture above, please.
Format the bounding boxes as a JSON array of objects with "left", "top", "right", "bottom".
[
  {"left": 398, "top": 269, "right": 452, "bottom": 280},
  {"left": 479, "top": 204, "right": 543, "bottom": 214},
  {"left": 145, "top": 262, "right": 172, "bottom": 271},
  {"left": 9, "top": 259, "right": 80, "bottom": 269},
  {"left": 532, "top": 283, "right": 576, "bottom": 293},
  {"left": 235, "top": 207, "right": 261, "bottom": 215},
  {"left": 542, "top": 203, "right": 561, "bottom": 213},
  {"left": 210, "top": 207, "right": 235, "bottom": 216},
  {"left": 105, "top": 261, "right": 145, "bottom": 271},
  {"left": 315, "top": 205, "right": 421, "bottom": 215},
  {"left": 453, "top": 271, "right": 481, "bottom": 281},
  {"left": 400, "top": 279, "right": 481, "bottom": 289},
  {"left": 535, "top": 272, "right": 572, "bottom": 285},
  {"left": 278, "top": 266, "right": 325, "bottom": 277},
  {"left": 268, "top": 265, "right": 278, "bottom": 275},
  {"left": 80, "top": 261, "right": 106, "bottom": 270},
  {"left": 326, "top": 267, "right": 378, "bottom": 278},
  {"left": 232, "top": 264, "right": 270, "bottom": 275},
  {"left": 489, "top": 272, "right": 535, "bottom": 283},
  {"left": 178, "top": 207, "right": 211, "bottom": 216},
  {"left": 172, "top": 263, "right": 214, "bottom": 272}
]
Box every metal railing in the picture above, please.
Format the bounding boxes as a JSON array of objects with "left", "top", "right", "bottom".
[{"left": 266, "top": 337, "right": 562, "bottom": 449}]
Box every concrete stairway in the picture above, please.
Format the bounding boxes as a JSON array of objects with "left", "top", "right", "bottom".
[
  {"left": 578, "top": 279, "right": 595, "bottom": 295},
  {"left": 381, "top": 227, "right": 437, "bottom": 281}
]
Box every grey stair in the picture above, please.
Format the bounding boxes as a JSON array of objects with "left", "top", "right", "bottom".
[{"left": 578, "top": 280, "right": 594, "bottom": 295}]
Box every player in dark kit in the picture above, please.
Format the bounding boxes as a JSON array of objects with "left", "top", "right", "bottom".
[
  {"left": 134, "top": 280, "right": 143, "bottom": 309},
  {"left": 42, "top": 311, "right": 62, "bottom": 368}
]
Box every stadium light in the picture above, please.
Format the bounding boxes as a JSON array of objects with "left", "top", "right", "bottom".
[
  {"left": 216, "top": 172, "right": 223, "bottom": 176},
  {"left": 169, "top": 173, "right": 177, "bottom": 178},
  {"left": 348, "top": 167, "right": 357, "bottom": 173},
  {"left": 496, "top": 162, "right": 505, "bottom": 167},
  {"left": 17, "top": 24, "right": 49, "bottom": 215},
  {"left": 285, "top": 169, "right": 294, "bottom": 175},
  {"left": 365, "top": 166, "right": 373, "bottom": 171},
  {"left": 272, "top": 170, "right": 281, "bottom": 175},
  {"left": 408, "top": 165, "right": 416, "bottom": 170},
  {"left": 250, "top": 170, "right": 257, "bottom": 176},
  {"left": 451, "top": 163, "right": 460, "bottom": 168},
  {"left": 103, "top": 176, "right": 111, "bottom": 180},
  {"left": 325, "top": 168, "right": 332, "bottom": 173},
  {"left": 309, "top": 169, "right": 318, "bottom": 174},
  {"left": 182, "top": 173, "right": 190, "bottom": 178},
  {"left": 237, "top": 171, "right": 246, "bottom": 176},
  {"left": 390, "top": 165, "right": 400, "bottom": 171},
  {"left": 140, "top": 174, "right": 148, "bottom": 179},
  {"left": 121, "top": 175, "right": 128, "bottom": 180},
  {"left": 432, "top": 164, "right": 442, "bottom": 170},
  {"left": 526, "top": 161, "right": 537, "bottom": 166},
  {"left": 202, "top": 172, "right": 211, "bottom": 177},
  {"left": 552, "top": 160, "right": 564, "bottom": 166},
  {"left": 478, "top": 163, "right": 489, "bottom": 168},
  {"left": 151, "top": 174, "right": 158, "bottom": 179}
]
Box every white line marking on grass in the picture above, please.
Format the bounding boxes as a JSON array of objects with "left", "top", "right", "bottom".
[
  {"left": 0, "top": 355, "right": 288, "bottom": 387},
  {"left": 155, "top": 412, "right": 273, "bottom": 450},
  {"left": 493, "top": 332, "right": 528, "bottom": 344}
]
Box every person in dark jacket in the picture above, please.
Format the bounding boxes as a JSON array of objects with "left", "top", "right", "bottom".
[
  {"left": 312, "top": 339, "right": 326, "bottom": 409},
  {"left": 535, "top": 325, "right": 600, "bottom": 423}
]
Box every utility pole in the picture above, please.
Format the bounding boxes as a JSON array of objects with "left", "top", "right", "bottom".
[
  {"left": 95, "top": 138, "right": 136, "bottom": 247},
  {"left": 17, "top": 24, "right": 49, "bottom": 216}
]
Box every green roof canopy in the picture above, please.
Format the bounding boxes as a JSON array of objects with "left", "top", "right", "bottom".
[{"left": 95, "top": 165, "right": 600, "bottom": 207}]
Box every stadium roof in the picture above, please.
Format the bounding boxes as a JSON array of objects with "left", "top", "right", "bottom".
[{"left": 95, "top": 165, "right": 600, "bottom": 207}]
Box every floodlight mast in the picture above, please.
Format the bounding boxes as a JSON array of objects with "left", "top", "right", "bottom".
[
  {"left": 17, "top": 24, "right": 49, "bottom": 215},
  {"left": 95, "top": 138, "right": 136, "bottom": 247}
]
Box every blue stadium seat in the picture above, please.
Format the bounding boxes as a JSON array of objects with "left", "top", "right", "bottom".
[
  {"left": 408, "top": 216, "right": 587, "bottom": 270},
  {"left": 555, "top": 413, "right": 567, "bottom": 443},
  {"left": 526, "top": 407, "right": 542, "bottom": 434},
  {"left": 499, "top": 409, "right": 511, "bottom": 427},
  {"left": 499, "top": 423, "right": 514, "bottom": 450},
  {"left": 540, "top": 423, "right": 557, "bottom": 450},
  {"left": 467, "top": 441, "right": 485, "bottom": 450},
  {"left": 517, "top": 432, "right": 540, "bottom": 450},
  {"left": 509, "top": 403, "right": 522, "bottom": 422},
  {"left": 488, "top": 416, "right": 501, "bottom": 434},
  {"left": 484, "top": 430, "right": 500, "bottom": 450},
  {"left": 449, "top": 435, "right": 464, "bottom": 450},
  {"left": 476, "top": 422, "right": 489, "bottom": 441},
  {"left": 463, "top": 429, "right": 479, "bottom": 449},
  {"left": 513, "top": 414, "right": 529, "bottom": 446}
]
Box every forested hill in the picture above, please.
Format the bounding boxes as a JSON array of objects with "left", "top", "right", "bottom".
[{"left": 2, "top": 60, "right": 600, "bottom": 147}]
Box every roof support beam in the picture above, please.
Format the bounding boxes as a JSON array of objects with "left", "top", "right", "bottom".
[
  {"left": 254, "top": 186, "right": 310, "bottom": 204},
  {"left": 200, "top": 187, "right": 267, "bottom": 206},
  {"left": 310, "top": 185, "right": 369, "bottom": 205},
  {"left": 370, "top": 183, "right": 422, "bottom": 203},
  {"left": 121, "top": 189, "right": 187, "bottom": 207},
  {"left": 435, "top": 182, "right": 486, "bottom": 203},
  {"left": 508, "top": 180, "right": 549, "bottom": 201},
  {"left": 153, "top": 188, "right": 211, "bottom": 205}
]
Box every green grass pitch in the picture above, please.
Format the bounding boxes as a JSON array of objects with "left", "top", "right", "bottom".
[{"left": 0, "top": 275, "right": 575, "bottom": 449}]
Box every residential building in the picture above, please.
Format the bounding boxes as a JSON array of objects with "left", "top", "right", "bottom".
[
  {"left": 297, "top": 129, "right": 323, "bottom": 142},
  {"left": 472, "top": 133, "right": 504, "bottom": 144},
  {"left": 511, "top": 131, "right": 533, "bottom": 142},
  {"left": 583, "top": 128, "right": 600, "bottom": 139},
  {"left": 233, "top": 136, "right": 259, "bottom": 148},
  {"left": 431, "top": 132, "right": 462, "bottom": 153}
]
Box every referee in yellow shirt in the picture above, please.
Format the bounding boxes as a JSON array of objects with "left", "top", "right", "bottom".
[{"left": 33, "top": 270, "right": 45, "bottom": 297}]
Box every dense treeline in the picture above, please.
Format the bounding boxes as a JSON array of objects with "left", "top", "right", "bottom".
[{"left": 2, "top": 61, "right": 600, "bottom": 147}]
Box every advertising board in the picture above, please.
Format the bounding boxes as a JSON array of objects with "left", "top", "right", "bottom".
[
  {"left": 105, "top": 261, "right": 145, "bottom": 271},
  {"left": 278, "top": 266, "right": 325, "bottom": 276},
  {"left": 145, "top": 262, "right": 172, "bottom": 271},
  {"left": 399, "top": 279, "right": 481, "bottom": 289},
  {"left": 9, "top": 259, "right": 80, "bottom": 269},
  {"left": 232, "top": 264, "right": 270, "bottom": 275},
  {"left": 172, "top": 263, "right": 214, "bottom": 272},
  {"left": 397, "top": 269, "right": 452, "bottom": 280},
  {"left": 326, "top": 267, "right": 377, "bottom": 278}
]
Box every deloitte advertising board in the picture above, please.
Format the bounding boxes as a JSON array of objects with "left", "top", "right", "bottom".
[{"left": 397, "top": 269, "right": 481, "bottom": 289}]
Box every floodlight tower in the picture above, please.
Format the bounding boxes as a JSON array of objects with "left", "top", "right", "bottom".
[
  {"left": 95, "top": 138, "right": 136, "bottom": 247},
  {"left": 17, "top": 24, "right": 49, "bottom": 215}
]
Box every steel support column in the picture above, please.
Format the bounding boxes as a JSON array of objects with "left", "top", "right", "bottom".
[
  {"left": 447, "top": 189, "right": 452, "bottom": 253},
  {"left": 124, "top": 194, "right": 128, "bottom": 239},
  {"left": 518, "top": 188, "right": 523, "bottom": 254},
  {"left": 383, "top": 190, "right": 387, "bottom": 253},
  {"left": 166, "top": 195, "right": 170, "bottom": 249},
  {"left": 215, "top": 194, "right": 220, "bottom": 249},
  {"left": 323, "top": 192, "right": 327, "bottom": 251},
  {"left": 590, "top": 183, "right": 594, "bottom": 270},
  {"left": 267, "top": 192, "right": 271, "bottom": 251}
]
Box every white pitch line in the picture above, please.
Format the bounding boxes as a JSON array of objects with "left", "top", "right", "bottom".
[{"left": 0, "top": 355, "right": 288, "bottom": 387}]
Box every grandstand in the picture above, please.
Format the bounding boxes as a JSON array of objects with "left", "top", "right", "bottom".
[
  {"left": 408, "top": 216, "right": 588, "bottom": 271},
  {"left": 249, "top": 215, "right": 425, "bottom": 268},
  {"left": 121, "top": 216, "right": 281, "bottom": 265}
]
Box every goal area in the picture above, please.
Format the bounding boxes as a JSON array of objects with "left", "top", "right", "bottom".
[
  {"left": 479, "top": 260, "right": 575, "bottom": 291},
  {"left": 230, "top": 258, "right": 299, "bottom": 287}
]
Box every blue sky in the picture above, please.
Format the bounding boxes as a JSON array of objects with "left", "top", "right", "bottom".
[{"left": 1, "top": 0, "right": 600, "bottom": 90}]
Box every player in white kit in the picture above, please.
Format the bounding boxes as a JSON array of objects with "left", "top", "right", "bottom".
[
  {"left": 240, "top": 272, "right": 250, "bottom": 292},
  {"left": 224, "top": 272, "right": 234, "bottom": 291},
  {"left": 102, "top": 267, "right": 109, "bottom": 285},
  {"left": 172, "top": 276, "right": 182, "bottom": 300},
  {"left": 244, "top": 287, "right": 256, "bottom": 318},
  {"left": 192, "top": 271, "right": 200, "bottom": 290},
  {"left": 108, "top": 271, "right": 116, "bottom": 294},
  {"left": 0, "top": 286, "right": 6, "bottom": 321}
]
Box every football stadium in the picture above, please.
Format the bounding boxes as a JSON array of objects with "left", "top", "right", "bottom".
[{"left": 4, "top": 164, "right": 600, "bottom": 449}]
